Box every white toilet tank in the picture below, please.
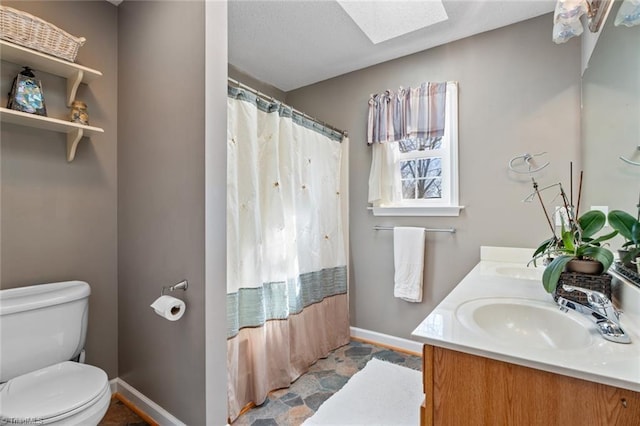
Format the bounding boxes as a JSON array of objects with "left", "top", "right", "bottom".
[{"left": 0, "top": 281, "right": 90, "bottom": 383}]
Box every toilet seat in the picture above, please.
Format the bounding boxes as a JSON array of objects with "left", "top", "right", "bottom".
[{"left": 0, "top": 361, "right": 110, "bottom": 425}]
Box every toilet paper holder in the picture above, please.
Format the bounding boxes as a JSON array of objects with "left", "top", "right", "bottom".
[{"left": 161, "top": 280, "right": 188, "bottom": 297}]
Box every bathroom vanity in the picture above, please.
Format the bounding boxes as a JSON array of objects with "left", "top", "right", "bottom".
[{"left": 412, "top": 247, "right": 640, "bottom": 425}]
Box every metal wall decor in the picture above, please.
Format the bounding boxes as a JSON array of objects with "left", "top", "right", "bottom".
[
  {"left": 7, "top": 66, "right": 47, "bottom": 116},
  {"left": 620, "top": 145, "right": 640, "bottom": 167}
]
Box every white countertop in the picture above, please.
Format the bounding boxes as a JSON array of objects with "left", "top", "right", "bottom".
[{"left": 411, "top": 247, "right": 640, "bottom": 392}]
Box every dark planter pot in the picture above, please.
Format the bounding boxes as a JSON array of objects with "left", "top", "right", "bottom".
[
  {"left": 618, "top": 249, "right": 635, "bottom": 270},
  {"left": 566, "top": 259, "right": 604, "bottom": 275}
]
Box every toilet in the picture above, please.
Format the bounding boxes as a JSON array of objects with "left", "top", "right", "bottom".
[{"left": 0, "top": 281, "right": 110, "bottom": 425}]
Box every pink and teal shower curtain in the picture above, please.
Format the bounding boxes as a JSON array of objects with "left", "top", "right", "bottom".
[{"left": 226, "top": 86, "right": 350, "bottom": 422}]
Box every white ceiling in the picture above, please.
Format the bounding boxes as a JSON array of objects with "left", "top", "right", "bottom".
[{"left": 229, "top": 0, "right": 556, "bottom": 92}]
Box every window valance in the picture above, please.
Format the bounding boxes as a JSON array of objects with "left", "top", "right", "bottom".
[{"left": 367, "top": 82, "right": 447, "bottom": 147}]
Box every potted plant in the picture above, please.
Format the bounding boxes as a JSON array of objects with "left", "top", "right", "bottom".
[
  {"left": 528, "top": 178, "right": 617, "bottom": 294},
  {"left": 608, "top": 208, "right": 640, "bottom": 270},
  {"left": 533, "top": 210, "right": 616, "bottom": 293}
]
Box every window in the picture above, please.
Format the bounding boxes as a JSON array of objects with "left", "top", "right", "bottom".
[
  {"left": 399, "top": 138, "right": 444, "bottom": 201},
  {"left": 401, "top": 156, "right": 442, "bottom": 200},
  {"left": 368, "top": 82, "right": 462, "bottom": 216}
]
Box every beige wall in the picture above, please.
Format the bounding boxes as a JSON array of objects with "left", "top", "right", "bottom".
[
  {"left": 286, "top": 14, "right": 582, "bottom": 338},
  {"left": 118, "top": 1, "right": 226, "bottom": 425},
  {"left": 229, "top": 64, "right": 287, "bottom": 101},
  {"left": 1, "top": 0, "right": 118, "bottom": 378}
]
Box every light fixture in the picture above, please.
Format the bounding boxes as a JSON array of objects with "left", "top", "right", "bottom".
[{"left": 552, "top": 0, "right": 613, "bottom": 43}]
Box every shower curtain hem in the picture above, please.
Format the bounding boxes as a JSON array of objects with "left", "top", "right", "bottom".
[{"left": 227, "top": 293, "right": 350, "bottom": 422}]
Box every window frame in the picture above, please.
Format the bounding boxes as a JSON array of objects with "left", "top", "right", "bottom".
[{"left": 371, "top": 82, "right": 463, "bottom": 217}]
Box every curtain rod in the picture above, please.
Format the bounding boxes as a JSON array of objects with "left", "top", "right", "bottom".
[
  {"left": 227, "top": 77, "right": 348, "bottom": 138},
  {"left": 373, "top": 225, "right": 456, "bottom": 234}
]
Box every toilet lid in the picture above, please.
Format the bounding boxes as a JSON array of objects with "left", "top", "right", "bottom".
[{"left": 0, "top": 361, "right": 108, "bottom": 423}]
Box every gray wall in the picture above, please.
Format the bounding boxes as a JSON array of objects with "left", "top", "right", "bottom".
[
  {"left": 1, "top": 0, "right": 118, "bottom": 378},
  {"left": 118, "top": 1, "right": 226, "bottom": 424},
  {"left": 287, "top": 14, "right": 582, "bottom": 338},
  {"left": 229, "top": 64, "right": 287, "bottom": 101},
  {"left": 582, "top": 3, "right": 640, "bottom": 245}
]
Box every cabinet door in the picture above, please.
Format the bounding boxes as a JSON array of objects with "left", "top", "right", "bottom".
[{"left": 426, "top": 346, "right": 640, "bottom": 426}]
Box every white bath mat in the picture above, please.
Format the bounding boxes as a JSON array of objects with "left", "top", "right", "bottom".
[{"left": 302, "top": 357, "right": 423, "bottom": 426}]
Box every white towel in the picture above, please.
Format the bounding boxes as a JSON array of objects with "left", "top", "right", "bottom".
[{"left": 393, "top": 227, "right": 425, "bottom": 303}]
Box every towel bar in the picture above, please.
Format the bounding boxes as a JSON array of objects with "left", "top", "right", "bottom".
[{"left": 373, "top": 225, "right": 455, "bottom": 233}]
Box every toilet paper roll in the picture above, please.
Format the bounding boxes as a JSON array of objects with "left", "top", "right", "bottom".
[{"left": 150, "top": 295, "right": 186, "bottom": 321}]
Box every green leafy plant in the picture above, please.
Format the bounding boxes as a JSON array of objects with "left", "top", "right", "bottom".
[
  {"left": 608, "top": 209, "right": 640, "bottom": 266},
  {"left": 534, "top": 210, "right": 616, "bottom": 293},
  {"left": 528, "top": 178, "right": 617, "bottom": 293}
]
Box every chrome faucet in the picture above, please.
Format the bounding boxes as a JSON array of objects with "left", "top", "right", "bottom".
[{"left": 556, "top": 284, "right": 631, "bottom": 344}]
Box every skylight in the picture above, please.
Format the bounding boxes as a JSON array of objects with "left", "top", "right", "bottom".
[{"left": 336, "top": 0, "right": 449, "bottom": 44}]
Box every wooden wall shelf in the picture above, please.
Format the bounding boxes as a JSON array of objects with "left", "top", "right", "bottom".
[
  {"left": 0, "top": 40, "right": 102, "bottom": 106},
  {"left": 1, "top": 40, "right": 104, "bottom": 161},
  {"left": 0, "top": 107, "right": 104, "bottom": 162}
]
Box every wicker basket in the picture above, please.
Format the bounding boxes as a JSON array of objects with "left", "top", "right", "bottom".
[
  {"left": 553, "top": 272, "right": 612, "bottom": 305},
  {"left": 0, "top": 6, "right": 85, "bottom": 62}
]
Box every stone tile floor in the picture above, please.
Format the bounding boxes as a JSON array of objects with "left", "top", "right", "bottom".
[
  {"left": 232, "top": 340, "right": 423, "bottom": 426},
  {"left": 97, "top": 340, "right": 421, "bottom": 426}
]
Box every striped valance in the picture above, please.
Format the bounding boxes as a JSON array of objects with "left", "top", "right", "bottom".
[{"left": 367, "top": 82, "right": 447, "bottom": 147}]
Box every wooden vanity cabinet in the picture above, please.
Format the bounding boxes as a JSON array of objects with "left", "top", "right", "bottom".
[{"left": 421, "top": 345, "right": 640, "bottom": 426}]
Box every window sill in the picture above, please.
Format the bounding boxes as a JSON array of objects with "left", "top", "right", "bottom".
[{"left": 370, "top": 205, "right": 465, "bottom": 217}]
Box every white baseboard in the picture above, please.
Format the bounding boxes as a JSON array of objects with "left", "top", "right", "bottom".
[
  {"left": 109, "top": 378, "right": 186, "bottom": 426},
  {"left": 350, "top": 327, "right": 423, "bottom": 355}
]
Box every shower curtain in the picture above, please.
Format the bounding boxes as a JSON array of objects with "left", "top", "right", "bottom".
[{"left": 226, "top": 86, "right": 350, "bottom": 421}]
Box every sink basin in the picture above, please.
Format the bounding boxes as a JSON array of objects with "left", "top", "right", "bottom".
[{"left": 456, "top": 298, "right": 593, "bottom": 350}]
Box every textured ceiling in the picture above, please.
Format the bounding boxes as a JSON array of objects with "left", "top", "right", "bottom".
[{"left": 229, "top": 0, "right": 556, "bottom": 91}]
